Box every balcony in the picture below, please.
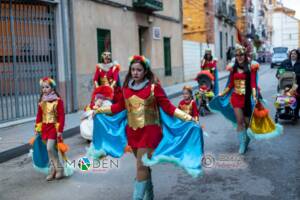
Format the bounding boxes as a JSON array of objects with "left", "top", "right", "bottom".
[
  {"left": 132, "top": 0, "right": 163, "bottom": 12},
  {"left": 215, "top": 0, "right": 228, "bottom": 19},
  {"left": 216, "top": 2, "right": 236, "bottom": 25}
]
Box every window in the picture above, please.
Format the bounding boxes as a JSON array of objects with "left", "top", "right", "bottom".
[
  {"left": 219, "top": 31, "right": 223, "bottom": 59},
  {"left": 97, "top": 29, "right": 111, "bottom": 63},
  {"left": 163, "top": 37, "right": 172, "bottom": 76}
]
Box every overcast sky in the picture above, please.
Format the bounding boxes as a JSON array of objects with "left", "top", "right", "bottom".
[{"left": 281, "top": 0, "right": 300, "bottom": 19}]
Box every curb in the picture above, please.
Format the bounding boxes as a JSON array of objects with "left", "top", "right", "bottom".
[
  {"left": 0, "top": 127, "right": 79, "bottom": 164},
  {"left": 0, "top": 74, "right": 229, "bottom": 163}
]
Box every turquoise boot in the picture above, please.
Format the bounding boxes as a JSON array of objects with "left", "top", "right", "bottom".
[
  {"left": 144, "top": 179, "right": 154, "bottom": 200},
  {"left": 238, "top": 130, "right": 250, "bottom": 154},
  {"left": 133, "top": 180, "right": 148, "bottom": 200}
]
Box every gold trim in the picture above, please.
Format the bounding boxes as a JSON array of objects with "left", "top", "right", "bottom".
[
  {"left": 35, "top": 122, "right": 42, "bottom": 132},
  {"left": 174, "top": 108, "right": 192, "bottom": 121},
  {"left": 220, "top": 87, "right": 230, "bottom": 96},
  {"left": 96, "top": 106, "right": 112, "bottom": 114}
]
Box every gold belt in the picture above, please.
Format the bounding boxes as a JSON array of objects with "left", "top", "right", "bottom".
[{"left": 100, "top": 76, "right": 110, "bottom": 86}]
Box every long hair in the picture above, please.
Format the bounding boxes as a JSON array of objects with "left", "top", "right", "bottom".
[
  {"left": 289, "top": 49, "right": 300, "bottom": 61},
  {"left": 233, "top": 55, "right": 252, "bottom": 117},
  {"left": 204, "top": 53, "right": 213, "bottom": 61},
  {"left": 123, "top": 60, "right": 157, "bottom": 87}
]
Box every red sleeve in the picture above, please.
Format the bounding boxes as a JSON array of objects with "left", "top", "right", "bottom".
[
  {"left": 250, "top": 70, "right": 257, "bottom": 89},
  {"left": 93, "top": 65, "right": 100, "bottom": 82},
  {"left": 178, "top": 100, "right": 183, "bottom": 109},
  {"left": 111, "top": 92, "right": 126, "bottom": 113},
  {"left": 56, "top": 99, "right": 65, "bottom": 133},
  {"left": 35, "top": 103, "right": 42, "bottom": 124},
  {"left": 192, "top": 100, "right": 199, "bottom": 118},
  {"left": 212, "top": 60, "right": 217, "bottom": 69},
  {"left": 154, "top": 84, "right": 176, "bottom": 116},
  {"left": 112, "top": 65, "right": 120, "bottom": 82}
]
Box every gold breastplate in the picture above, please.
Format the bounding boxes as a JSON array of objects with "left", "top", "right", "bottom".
[
  {"left": 41, "top": 101, "right": 58, "bottom": 123},
  {"left": 100, "top": 76, "right": 110, "bottom": 86},
  {"left": 180, "top": 102, "right": 193, "bottom": 115},
  {"left": 124, "top": 84, "right": 160, "bottom": 130},
  {"left": 234, "top": 79, "right": 246, "bottom": 95}
]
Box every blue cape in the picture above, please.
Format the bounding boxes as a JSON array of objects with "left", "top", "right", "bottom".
[
  {"left": 88, "top": 108, "right": 204, "bottom": 178},
  {"left": 29, "top": 134, "right": 74, "bottom": 176}
]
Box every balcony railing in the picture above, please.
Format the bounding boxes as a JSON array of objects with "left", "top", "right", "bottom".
[
  {"left": 132, "top": 0, "right": 163, "bottom": 12},
  {"left": 216, "top": 2, "right": 236, "bottom": 25}
]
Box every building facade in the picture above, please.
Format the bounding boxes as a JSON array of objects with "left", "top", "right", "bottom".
[
  {"left": 0, "top": 0, "right": 75, "bottom": 123},
  {"left": 266, "top": 1, "right": 300, "bottom": 51},
  {"left": 214, "top": 0, "right": 237, "bottom": 68},
  {"left": 182, "top": 0, "right": 236, "bottom": 78},
  {"left": 72, "top": 0, "right": 184, "bottom": 108},
  {"left": 182, "top": 0, "right": 215, "bottom": 80}
]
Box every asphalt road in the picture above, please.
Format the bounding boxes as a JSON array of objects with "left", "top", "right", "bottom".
[{"left": 0, "top": 65, "right": 299, "bottom": 200}]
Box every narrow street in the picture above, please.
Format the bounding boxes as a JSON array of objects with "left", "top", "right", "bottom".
[{"left": 1, "top": 65, "right": 299, "bottom": 200}]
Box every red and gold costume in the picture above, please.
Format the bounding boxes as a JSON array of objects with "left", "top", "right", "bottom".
[
  {"left": 201, "top": 60, "right": 217, "bottom": 75},
  {"left": 178, "top": 99, "right": 199, "bottom": 121},
  {"left": 35, "top": 98, "right": 65, "bottom": 141},
  {"left": 98, "top": 83, "right": 192, "bottom": 149},
  {"left": 223, "top": 63, "right": 259, "bottom": 108},
  {"left": 93, "top": 62, "right": 122, "bottom": 102}
]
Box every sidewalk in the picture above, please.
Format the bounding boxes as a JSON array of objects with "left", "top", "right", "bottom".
[{"left": 0, "top": 71, "right": 228, "bottom": 163}]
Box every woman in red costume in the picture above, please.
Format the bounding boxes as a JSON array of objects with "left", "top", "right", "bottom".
[
  {"left": 96, "top": 55, "right": 196, "bottom": 200},
  {"left": 201, "top": 49, "right": 217, "bottom": 78},
  {"left": 93, "top": 51, "right": 122, "bottom": 102},
  {"left": 219, "top": 45, "right": 259, "bottom": 154}
]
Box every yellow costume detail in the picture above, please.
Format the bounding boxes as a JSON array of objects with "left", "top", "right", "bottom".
[
  {"left": 125, "top": 84, "right": 160, "bottom": 130},
  {"left": 234, "top": 79, "right": 246, "bottom": 95},
  {"left": 221, "top": 87, "right": 230, "bottom": 96},
  {"left": 174, "top": 108, "right": 192, "bottom": 121},
  {"left": 35, "top": 122, "right": 42, "bottom": 132},
  {"left": 249, "top": 115, "right": 276, "bottom": 134},
  {"left": 180, "top": 101, "right": 193, "bottom": 116},
  {"left": 96, "top": 106, "right": 112, "bottom": 114},
  {"left": 100, "top": 76, "right": 110, "bottom": 86},
  {"left": 40, "top": 101, "right": 58, "bottom": 124}
]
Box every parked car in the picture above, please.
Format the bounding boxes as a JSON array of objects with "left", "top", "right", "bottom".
[{"left": 271, "top": 53, "right": 288, "bottom": 68}]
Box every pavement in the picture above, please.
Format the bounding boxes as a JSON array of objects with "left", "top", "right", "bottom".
[
  {"left": 1, "top": 65, "right": 299, "bottom": 200},
  {"left": 0, "top": 70, "right": 229, "bottom": 163}
]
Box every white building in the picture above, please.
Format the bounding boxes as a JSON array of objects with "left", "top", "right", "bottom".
[{"left": 272, "top": 12, "right": 300, "bottom": 50}]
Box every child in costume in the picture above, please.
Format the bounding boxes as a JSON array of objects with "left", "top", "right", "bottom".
[
  {"left": 80, "top": 86, "right": 113, "bottom": 141},
  {"left": 178, "top": 85, "right": 199, "bottom": 122},
  {"left": 90, "top": 55, "right": 204, "bottom": 200},
  {"left": 210, "top": 45, "right": 282, "bottom": 154},
  {"left": 33, "top": 77, "right": 67, "bottom": 181},
  {"left": 93, "top": 51, "right": 122, "bottom": 103},
  {"left": 200, "top": 48, "right": 219, "bottom": 95}
]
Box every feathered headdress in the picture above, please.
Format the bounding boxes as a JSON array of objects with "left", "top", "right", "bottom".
[
  {"left": 39, "top": 77, "right": 56, "bottom": 89},
  {"left": 129, "top": 55, "right": 151, "bottom": 69}
]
